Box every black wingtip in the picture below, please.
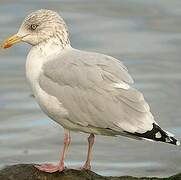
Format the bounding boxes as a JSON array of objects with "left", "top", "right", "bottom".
[{"left": 126, "top": 123, "right": 180, "bottom": 146}]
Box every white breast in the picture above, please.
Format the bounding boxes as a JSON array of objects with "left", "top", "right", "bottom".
[
  {"left": 25, "top": 42, "right": 76, "bottom": 129},
  {"left": 26, "top": 46, "right": 43, "bottom": 91},
  {"left": 26, "top": 40, "right": 66, "bottom": 89}
]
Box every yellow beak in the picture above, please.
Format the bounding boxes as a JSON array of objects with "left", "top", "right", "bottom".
[{"left": 1, "top": 34, "right": 22, "bottom": 49}]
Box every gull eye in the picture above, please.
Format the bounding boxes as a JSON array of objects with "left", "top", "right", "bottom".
[{"left": 30, "top": 24, "right": 38, "bottom": 30}]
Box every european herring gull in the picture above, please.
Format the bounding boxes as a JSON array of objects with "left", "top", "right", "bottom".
[{"left": 1, "top": 9, "right": 180, "bottom": 173}]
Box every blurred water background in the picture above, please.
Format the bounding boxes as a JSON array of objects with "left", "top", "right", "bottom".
[{"left": 0, "top": 0, "right": 181, "bottom": 177}]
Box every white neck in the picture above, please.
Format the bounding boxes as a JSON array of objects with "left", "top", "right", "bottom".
[{"left": 26, "top": 38, "right": 71, "bottom": 91}]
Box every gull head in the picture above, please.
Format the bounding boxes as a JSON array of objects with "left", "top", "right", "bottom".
[{"left": 1, "top": 9, "right": 70, "bottom": 49}]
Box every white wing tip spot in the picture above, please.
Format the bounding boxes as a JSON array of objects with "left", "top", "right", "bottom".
[
  {"left": 155, "top": 132, "right": 162, "bottom": 138},
  {"left": 165, "top": 137, "right": 171, "bottom": 143},
  {"left": 176, "top": 140, "right": 180, "bottom": 146}
]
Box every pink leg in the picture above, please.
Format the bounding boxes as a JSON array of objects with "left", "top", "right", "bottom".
[
  {"left": 35, "top": 129, "right": 71, "bottom": 173},
  {"left": 82, "top": 133, "right": 95, "bottom": 170}
]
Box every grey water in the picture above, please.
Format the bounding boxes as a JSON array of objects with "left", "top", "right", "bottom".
[{"left": 0, "top": 0, "right": 181, "bottom": 177}]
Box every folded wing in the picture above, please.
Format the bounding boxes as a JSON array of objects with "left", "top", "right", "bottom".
[{"left": 39, "top": 48, "right": 155, "bottom": 135}]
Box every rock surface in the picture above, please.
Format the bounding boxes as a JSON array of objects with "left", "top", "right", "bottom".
[{"left": 0, "top": 164, "right": 180, "bottom": 180}]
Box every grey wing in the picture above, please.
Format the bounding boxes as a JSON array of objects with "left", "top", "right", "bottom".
[{"left": 39, "top": 48, "right": 155, "bottom": 134}]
